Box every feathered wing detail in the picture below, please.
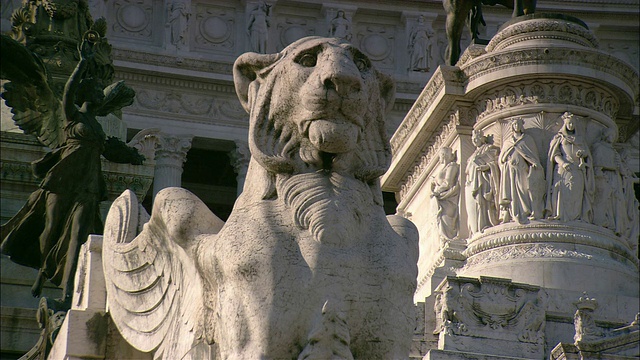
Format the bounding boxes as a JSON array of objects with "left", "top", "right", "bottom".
[
  {"left": 103, "top": 189, "right": 224, "bottom": 359},
  {"left": 1, "top": 34, "right": 65, "bottom": 149}
]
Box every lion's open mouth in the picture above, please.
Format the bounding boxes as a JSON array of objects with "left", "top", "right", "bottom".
[{"left": 305, "top": 119, "right": 361, "bottom": 154}]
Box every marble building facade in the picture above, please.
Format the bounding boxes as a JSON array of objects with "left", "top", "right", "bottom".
[{"left": 0, "top": 0, "right": 638, "bottom": 358}]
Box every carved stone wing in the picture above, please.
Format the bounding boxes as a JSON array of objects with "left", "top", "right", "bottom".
[
  {"left": 103, "top": 189, "right": 224, "bottom": 359},
  {"left": 1, "top": 34, "right": 65, "bottom": 149}
]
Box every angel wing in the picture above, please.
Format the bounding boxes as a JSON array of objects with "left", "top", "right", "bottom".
[
  {"left": 1, "top": 34, "right": 65, "bottom": 149},
  {"left": 103, "top": 188, "right": 224, "bottom": 359}
]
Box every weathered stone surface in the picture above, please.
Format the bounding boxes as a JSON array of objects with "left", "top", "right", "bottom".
[{"left": 103, "top": 36, "right": 419, "bottom": 359}]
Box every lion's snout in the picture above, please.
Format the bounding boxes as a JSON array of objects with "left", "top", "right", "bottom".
[{"left": 308, "top": 119, "right": 360, "bottom": 154}]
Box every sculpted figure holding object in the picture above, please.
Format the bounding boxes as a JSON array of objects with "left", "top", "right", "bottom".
[
  {"left": 465, "top": 129, "right": 500, "bottom": 235},
  {"left": 431, "top": 147, "right": 460, "bottom": 242},
  {"left": 546, "top": 112, "right": 595, "bottom": 222},
  {"left": 499, "top": 117, "right": 544, "bottom": 224}
]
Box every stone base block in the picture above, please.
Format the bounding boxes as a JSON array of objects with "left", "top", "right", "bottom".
[
  {"left": 47, "top": 309, "right": 108, "bottom": 360},
  {"left": 439, "top": 333, "right": 543, "bottom": 359},
  {"left": 425, "top": 349, "right": 537, "bottom": 360}
]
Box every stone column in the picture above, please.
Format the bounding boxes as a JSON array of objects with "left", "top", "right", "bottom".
[
  {"left": 153, "top": 133, "right": 193, "bottom": 199},
  {"left": 229, "top": 140, "right": 251, "bottom": 196}
]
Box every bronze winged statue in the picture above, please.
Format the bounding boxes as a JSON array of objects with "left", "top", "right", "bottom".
[{"left": 0, "top": 31, "right": 144, "bottom": 311}]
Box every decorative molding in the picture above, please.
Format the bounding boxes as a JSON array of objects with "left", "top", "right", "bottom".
[
  {"left": 486, "top": 18, "right": 599, "bottom": 52},
  {"left": 463, "top": 221, "right": 639, "bottom": 267},
  {"left": 461, "top": 47, "right": 639, "bottom": 99},
  {"left": 473, "top": 80, "right": 620, "bottom": 122},
  {"left": 390, "top": 66, "right": 466, "bottom": 154},
  {"left": 398, "top": 107, "right": 469, "bottom": 201},
  {"left": 112, "top": 48, "right": 234, "bottom": 74}
]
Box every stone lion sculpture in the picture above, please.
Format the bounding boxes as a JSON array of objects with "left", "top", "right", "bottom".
[{"left": 102, "top": 37, "right": 419, "bottom": 359}]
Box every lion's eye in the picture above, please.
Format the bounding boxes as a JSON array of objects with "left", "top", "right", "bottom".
[
  {"left": 354, "top": 55, "right": 370, "bottom": 72},
  {"left": 297, "top": 53, "right": 317, "bottom": 67}
]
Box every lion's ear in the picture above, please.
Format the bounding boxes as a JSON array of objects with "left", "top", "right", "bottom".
[
  {"left": 376, "top": 70, "right": 395, "bottom": 115},
  {"left": 233, "top": 52, "right": 280, "bottom": 112}
]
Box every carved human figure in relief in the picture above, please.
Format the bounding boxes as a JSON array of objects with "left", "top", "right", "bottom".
[
  {"left": 465, "top": 129, "right": 500, "bottom": 235},
  {"left": 591, "top": 128, "right": 625, "bottom": 234},
  {"left": 619, "top": 150, "right": 639, "bottom": 255},
  {"left": 102, "top": 37, "right": 418, "bottom": 359},
  {"left": 431, "top": 147, "right": 460, "bottom": 242},
  {"left": 499, "top": 117, "right": 544, "bottom": 223},
  {"left": 408, "top": 15, "right": 434, "bottom": 72},
  {"left": 546, "top": 112, "right": 595, "bottom": 222},
  {"left": 167, "top": 2, "right": 190, "bottom": 50},
  {"left": 329, "top": 9, "right": 351, "bottom": 40},
  {"left": 247, "top": 2, "right": 270, "bottom": 53}
]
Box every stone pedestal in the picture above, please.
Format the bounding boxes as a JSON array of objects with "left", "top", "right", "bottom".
[{"left": 383, "top": 14, "right": 639, "bottom": 359}]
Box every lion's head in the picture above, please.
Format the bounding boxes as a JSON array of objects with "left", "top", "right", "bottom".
[
  {"left": 233, "top": 37, "right": 395, "bottom": 242},
  {"left": 234, "top": 36, "right": 395, "bottom": 181}
]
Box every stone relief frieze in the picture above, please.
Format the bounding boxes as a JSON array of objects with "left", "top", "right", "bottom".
[
  {"left": 276, "top": 16, "right": 316, "bottom": 51},
  {"left": 355, "top": 23, "right": 396, "bottom": 69},
  {"left": 464, "top": 244, "right": 594, "bottom": 270},
  {"left": 112, "top": 0, "right": 154, "bottom": 41},
  {"left": 129, "top": 88, "right": 246, "bottom": 126},
  {"left": 463, "top": 222, "right": 638, "bottom": 267},
  {"left": 136, "top": 89, "right": 213, "bottom": 115},
  {"left": 474, "top": 80, "right": 621, "bottom": 121},
  {"left": 433, "top": 276, "right": 545, "bottom": 345},
  {"left": 486, "top": 18, "right": 599, "bottom": 52},
  {"left": 461, "top": 48, "right": 638, "bottom": 99},
  {"left": 194, "top": 4, "right": 235, "bottom": 53}
]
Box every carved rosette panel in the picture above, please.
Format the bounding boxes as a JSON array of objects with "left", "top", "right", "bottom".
[
  {"left": 355, "top": 23, "right": 396, "bottom": 70},
  {"left": 276, "top": 16, "right": 316, "bottom": 51},
  {"left": 194, "top": 4, "right": 235, "bottom": 53},
  {"left": 433, "top": 276, "right": 545, "bottom": 345},
  {"left": 112, "top": 0, "right": 154, "bottom": 41}
]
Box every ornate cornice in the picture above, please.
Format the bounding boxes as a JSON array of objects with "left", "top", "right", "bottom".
[
  {"left": 115, "top": 69, "right": 236, "bottom": 94},
  {"left": 113, "top": 48, "right": 234, "bottom": 75}
]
